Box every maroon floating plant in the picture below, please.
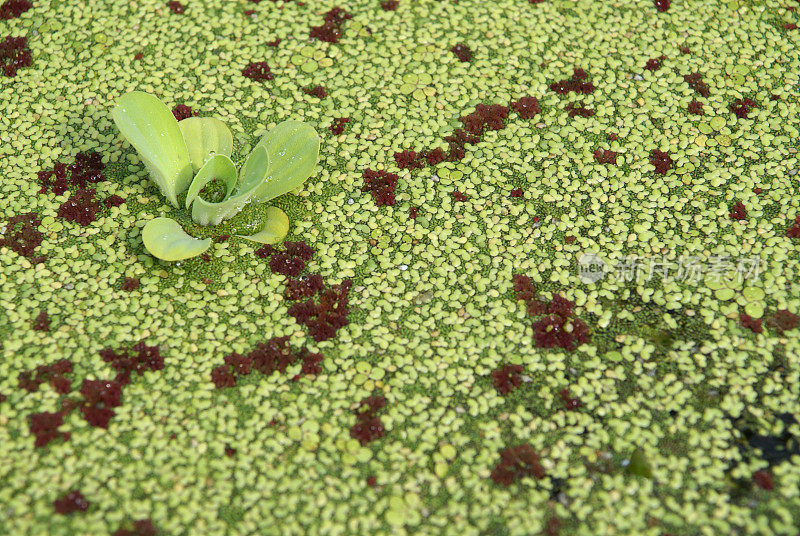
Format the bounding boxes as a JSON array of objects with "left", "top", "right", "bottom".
[
  {"left": 729, "top": 201, "right": 747, "bottom": 221},
  {"left": 166, "top": 1, "right": 184, "bottom": 13},
  {"left": 112, "top": 520, "right": 159, "bottom": 536},
  {"left": 53, "top": 490, "right": 90, "bottom": 515},
  {"left": 381, "top": 0, "right": 398, "bottom": 10},
  {"left": 687, "top": 100, "right": 704, "bottom": 115},
  {"left": 350, "top": 395, "right": 387, "bottom": 445},
  {"left": 0, "top": 212, "right": 44, "bottom": 262},
  {"left": 513, "top": 275, "right": 591, "bottom": 350},
  {"left": 211, "top": 337, "right": 324, "bottom": 389},
  {"left": 330, "top": 117, "right": 350, "bottom": 135},
  {"left": 362, "top": 169, "right": 399, "bottom": 206},
  {"left": 491, "top": 364, "right": 523, "bottom": 395},
  {"left": 565, "top": 103, "right": 594, "bottom": 118},
  {"left": 729, "top": 98, "right": 758, "bottom": 119},
  {"left": 0, "top": 0, "right": 31, "bottom": 19},
  {"left": 58, "top": 189, "right": 102, "bottom": 226},
  {"left": 684, "top": 73, "right": 710, "bottom": 97},
  {"left": 310, "top": 7, "right": 352, "bottom": 43},
  {"left": 550, "top": 68, "right": 594, "bottom": 95},
  {"left": 593, "top": 149, "right": 617, "bottom": 165},
  {"left": 644, "top": 56, "right": 666, "bottom": 71},
  {"left": 451, "top": 43, "right": 472, "bottom": 62},
  {"left": 304, "top": 85, "right": 328, "bottom": 98},
  {"left": 654, "top": 0, "right": 670, "bottom": 12},
  {"left": 242, "top": 61, "right": 274, "bottom": 81},
  {"left": 490, "top": 444, "right": 546, "bottom": 486},
  {"left": 509, "top": 97, "right": 540, "bottom": 119},
  {"left": 172, "top": 104, "right": 196, "bottom": 121},
  {"left": 0, "top": 35, "right": 32, "bottom": 77},
  {"left": 649, "top": 149, "right": 672, "bottom": 175}
]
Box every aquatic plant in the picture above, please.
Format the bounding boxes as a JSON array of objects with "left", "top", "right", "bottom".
[{"left": 112, "top": 91, "right": 320, "bottom": 261}]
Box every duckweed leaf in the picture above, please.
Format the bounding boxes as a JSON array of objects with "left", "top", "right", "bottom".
[
  {"left": 185, "top": 154, "right": 238, "bottom": 210},
  {"left": 111, "top": 91, "right": 193, "bottom": 208},
  {"left": 179, "top": 116, "right": 234, "bottom": 172},
  {"left": 141, "top": 217, "right": 211, "bottom": 261},
  {"left": 237, "top": 207, "right": 289, "bottom": 244},
  {"left": 251, "top": 120, "right": 320, "bottom": 203}
]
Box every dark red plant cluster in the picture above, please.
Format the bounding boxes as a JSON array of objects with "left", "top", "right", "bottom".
[
  {"left": 172, "top": 104, "right": 196, "bottom": 121},
  {"left": 38, "top": 151, "right": 105, "bottom": 193},
  {"left": 512, "top": 274, "right": 591, "bottom": 350},
  {"left": 264, "top": 240, "right": 314, "bottom": 277},
  {"left": 362, "top": 169, "right": 399, "bottom": 206},
  {"left": 211, "top": 336, "right": 323, "bottom": 389},
  {"left": 729, "top": 98, "right": 758, "bottom": 119},
  {"left": 19, "top": 359, "right": 73, "bottom": 394},
  {"left": 688, "top": 100, "right": 704, "bottom": 115},
  {"left": 729, "top": 201, "right": 747, "bottom": 221},
  {"left": 33, "top": 311, "right": 50, "bottom": 331},
  {"left": 26, "top": 343, "right": 165, "bottom": 441},
  {"left": 53, "top": 490, "right": 90, "bottom": 515},
  {"left": 310, "top": 7, "right": 352, "bottom": 43},
  {"left": 461, "top": 104, "right": 509, "bottom": 135},
  {"left": 649, "top": 149, "right": 672, "bottom": 175},
  {"left": 58, "top": 188, "right": 102, "bottom": 226},
  {"left": 510, "top": 188, "right": 523, "bottom": 198},
  {"left": 381, "top": 0, "right": 398, "bottom": 10},
  {"left": 451, "top": 43, "right": 472, "bottom": 62},
  {"left": 490, "top": 444, "right": 546, "bottom": 486},
  {"left": 491, "top": 364, "right": 523, "bottom": 395},
  {"left": 121, "top": 276, "right": 141, "bottom": 291},
  {"left": 565, "top": 103, "right": 595, "bottom": 118},
  {"left": 112, "top": 520, "right": 158, "bottom": 536},
  {"left": 644, "top": 55, "right": 666, "bottom": 71},
  {"left": 0, "top": 35, "right": 32, "bottom": 77},
  {"left": 654, "top": 0, "right": 670, "bottom": 12},
  {"left": 593, "top": 149, "right": 617, "bottom": 164},
  {"left": 509, "top": 97, "right": 540, "bottom": 119},
  {"left": 684, "top": 73, "right": 710, "bottom": 97},
  {"left": 166, "top": 1, "right": 184, "bottom": 13},
  {"left": 739, "top": 313, "right": 762, "bottom": 333},
  {"left": 786, "top": 214, "right": 800, "bottom": 238},
  {"left": 350, "top": 395, "right": 386, "bottom": 445},
  {"left": 549, "top": 68, "right": 594, "bottom": 95},
  {"left": 330, "top": 117, "right": 350, "bottom": 135},
  {"left": 452, "top": 190, "right": 468, "bottom": 202},
  {"left": 0, "top": 0, "right": 31, "bottom": 19},
  {"left": 766, "top": 309, "right": 799, "bottom": 333},
  {"left": 753, "top": 469, "right": 774, "bottom": 491},
  {"left": 304, "top": 85, "right": 328, "bottom": 98},
  {"left": 242, "top": 61, "right": 274, "bottom": 81},
  {"left": 558, "top": 388, "right": 582, "bottom": 410},
  {"left": 0, "top": 212, "right": 44, "bottom": 263},
  {"left": 287, "top": 278, "right": 353, "bottom": 342}
]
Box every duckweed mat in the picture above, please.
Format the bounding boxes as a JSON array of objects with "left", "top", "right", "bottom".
[{"left": 2, "top": 0, "right": 800, "bottom": 534}]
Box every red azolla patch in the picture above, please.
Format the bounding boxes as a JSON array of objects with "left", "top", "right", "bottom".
[
  {"left": 33, "top": 311, "right": 50, "bottom": 331},
  {"left": 740, "top": 313, "right": 762, "bottom": 333},
  {"left": 350, "top": 395, "right": 387, "bottom": 445},
  {"left": 510, "top": 97, "right": 540, "bottom": 119},
  {"left": 510, "top": 188, "right": 523, "bottom": 198},
  {"left": 0, "top": 0, "right": 31, "bottom": 19},
  {"left": 39, "top": 151, "right": 105, "bottom": 195},
  {"left": 104, "top": 194, "right": 125, "bottom": 208},
  {"left": 753, "top": 470, "right": 774, "bottom": 491},
  {"left": 644, "top": 56, "right": 666, "bottom": 71},
  {"left": 684, "top": 73, "right": 710, "bottom": 97},
  {"left": 172, "top": 104, "right": 196, "bottom": 121},
  {"left": 767, "top": 309, "right": 800, "bottom": 333},
  {"left": 513, "top": 276, "right": 591, "bottom": 349},
  {"left": 687, "top": 100, "right": 704, "bottom": 115},
  {"left": 491, "top": 364, "right": 523, "bottom": 395},
  {"left": 99, "top": 341, "right": 164, "bottom": 385},
  {"left": 288, "top": 279, "right": 353, "bottom": 342},
  {"left": 654, "top": 0, "right": 670, "bottom": 12},
  {"left": 285, "top": 274, "right": 324, "bottom": 301},
  {"left": 330, "top": 117, "right": 350, "bottom": 135},
  {"left": 786, "top": 215, "right": 800, "bottom": 238},
  {"left": 54, "top": 490, "right": 89, "bottom": 515},
  {"left": 394, "top": 149, "right": 425, "bottom": 170},
  {"left": 729, "top": 201, "right": 747, "bottom": 221},
  {"left": 211, "top": 337, "right": 323, "bottom": 388},
  {"left": 594, "top": 149, "right": 617, "bottom": 164},
  {"left": 443, "top": 128, "right": 480, "bottom": 161},
  {"left": 422, "top": 147, "right": 447, "bottom": 166},
  {"left": 166, "top": 1, "right": 185, "bottom": 14},
  {"left": 242, "top": 61, "right": 274, "bottom": 81},
  {"left": 0, "top": 212, "right": 44, "bottom": 262},
  {"left": 490, "top": 444, "right": 545, "bottom": 486},
  {"left": 565, "top": 103, "right": 595, "bottom": 118},
  {"left": 121, "top": 276, "right": 140, "bottom": 291},
  {"left": 460, "top": 104, "right": 509, "bottom": 135},
  {"left": 649, "top": 149, "right": 672, "bottom": 175},
  {"left": 549, "top": 68, "right": 594, "bottom": 95},
  {"left": 409, "top": 206, "right": 418, "bottom": 218},
  {"left": 19, "top": 359, "right": 73, "bottom": 393},
  {"left": 29, "top": 411, "right": 69, "bottom": 448},
  {"left": 558, "top": 388, "right": 581, "bottom": 410},
  {"left": 381, "top": 0, "right": 398, "bottom": 10},
  {"left": 80, "top": 379, "right": 123, "bottom": 428},
  {"left": 310, "top": 7, "right": 352, "bottom": 43},
  {"left": 363, "top": 169, "right": 399, "bottom": 206},
  {"left": 267, "top": 240, "right": 314, "bottom": 277},
  {"left": 729, "top": 98, "right": 758, "bottom": 119},
  {"left": 112, "top": 519, "right": 158, "bottom": 536},
  {"left": 0, "top": 35, "right": 32, "bottom": 77},
  {"left": 451, "top": 43, "right": 472, "bottom": 62},
  {"left": 452, "top": 190, "right": 468, "bottom": 202},
  {"left": 304, "top": 85, "right": 328, "bottom": 98},
  {"left": 58, "top": 188, "right": 101, "bottom": 226}
]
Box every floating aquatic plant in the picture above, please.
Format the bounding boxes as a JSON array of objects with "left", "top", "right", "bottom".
[{"left": 111, "top": 91, "right": 320, "bottom": 261}]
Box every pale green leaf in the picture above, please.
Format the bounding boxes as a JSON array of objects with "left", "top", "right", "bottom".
[
  {"left": 185, "top": 154, "right": 238, "bottom": 210},
  {"left": 141, "top": 217, "right": 211, "bottom": 261},
  {"left": 251, "top": 120, "right": 320, "bottom": 203},
  {"left": 111, "top": 91, "right": 193, "bottom": 208},
  {"left": 236, "top": 207, "right": 289, "bottom": 244},
  {"left": 236, "top": 145, "right": 271, "bottom": 198},
  {"left": 179, "top": 116, "right": 234, "bottom": 172}
]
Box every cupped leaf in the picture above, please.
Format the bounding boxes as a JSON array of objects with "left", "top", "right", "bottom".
[
  {"left": 111, "top": 91, "right": 193, "bottom": 208},
  {"left": 185, "top": 154, "right": 238, "bottom": 210},
  {"left": 236, "top": 145, "right": 271, "bottom": 197},
  {"left": 236, "top": 207, "right": 289, "bottom": 244},
  {"left": 251, "top": 120, "right": 320, "bottom": 203},
  {"left": 141, "top": 217, "right": 211, "bottom": 261},
  {"left": 179, "top": 116, "right": 234, "bottom": 172}
]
